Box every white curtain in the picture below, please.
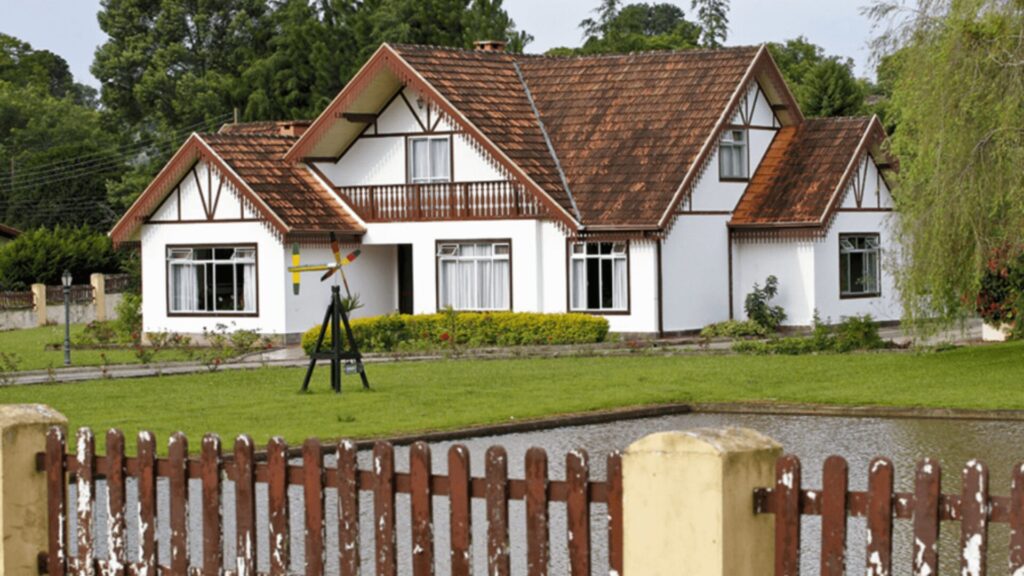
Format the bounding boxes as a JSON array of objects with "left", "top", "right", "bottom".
[
  {"left": 430, "top": 138, "right": 449, "bottom": 181},
  {"left": 571, "top": 259, "right": 586, "bottom": 310},
  {"left": 242, "top": 262, "right": 256, "bottom": 311},
  {"left": 612, "top": 258, "right": 627, "bottom": 310},
  {"left": 490, "top": 259, "right": 509, "bottom": 309},
  {"left": 411, "top": 139, "right": 429, "bottom": 182},
  {"left": 170, "top": 264, "right": 198, "bottom": 312},
  {"left": 439, "top": 244, "right": 509, "bottom": 310}
]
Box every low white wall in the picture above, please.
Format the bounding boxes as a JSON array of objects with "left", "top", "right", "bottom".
[{"left": 662, "top": 215, "right": 732, "bottom": 332}]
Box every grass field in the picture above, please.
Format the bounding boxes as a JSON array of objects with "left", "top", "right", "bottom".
[
  {"left": 1, "top": 340, "right": 1022, "bottom": 452},
  {"left": 0, "top": 324, "right": 194, "bottom": 371}
]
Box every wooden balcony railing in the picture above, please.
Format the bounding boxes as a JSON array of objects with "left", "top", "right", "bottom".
[{"left": 336, "top": 180, "right": 542, "bottom": 222}]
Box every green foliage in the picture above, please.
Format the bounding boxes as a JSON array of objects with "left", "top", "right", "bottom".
[
  {"left": 866, "top": 0, "right": 1024, "bottom": 329},
  {"left": 744, "top": 276, "right": 787, "bottom": 330},
  {"left": 699, "top": 319, "right": 768, "bottom": 339},
  {"left": 114, "top": 293, "right": 142, "bottom": 343},
  {"left": 767, "top": 37, "right": 866, "bottom": 118},
  {"left": 302, "top": 311, "right": 610, "bottom": 355},
  {"left": 733, "top": 314, "right": 886, "bottom": 355},
  {"left": 0, "top": 226, "right": 121, "bottom": 289},
  {"left": 81, "top": 321, "right": 118, "bottom": 345},
  {"left": 557, "top": 1, "right": 701, "bottom": 55},
  {"left": 690, "top": 0, "right": 729, "bottom": 48},
  {"left": 975, "top": 246, "right": 1024, "bottom": 337}
]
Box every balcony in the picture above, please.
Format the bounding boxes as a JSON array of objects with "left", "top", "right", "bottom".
[{"left": 335, "top": 180, "right": 542, "bottom": 222}]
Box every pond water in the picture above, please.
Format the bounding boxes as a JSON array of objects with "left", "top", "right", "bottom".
[{"left": 73, "top": 412, "right": 1024, "bottom": 575}]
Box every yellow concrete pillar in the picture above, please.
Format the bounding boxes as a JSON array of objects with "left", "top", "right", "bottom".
[
  {"left": 0, "top": 405, "right": 67, "bottom": 574},
  {"left": 90, "top": 273, "right": 106, "bottom": 322},
  {"left": 30, "top": 283, "right": 47, "bottom": 327},
  {"left": 623, "top": 428, "right": 781, "bottom": 576}
]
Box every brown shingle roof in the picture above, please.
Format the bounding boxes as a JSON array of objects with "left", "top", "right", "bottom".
[
  {"left": 201, "top": 128, "right": 362, "bottom": 234},
  {"left": 392, "top": 45, "right": 761, "bottom": 228},
  {"left": 730, "top": 117, "right": 872, "bottom": 227}
]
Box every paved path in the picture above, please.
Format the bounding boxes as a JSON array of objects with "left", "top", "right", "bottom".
[{"left": 2, "top": 319, "right": 984, "bottom": 386}]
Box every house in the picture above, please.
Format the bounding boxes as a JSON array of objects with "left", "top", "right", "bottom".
[{"left": 110, "top": 41, "right": 898, "bottom": 340}]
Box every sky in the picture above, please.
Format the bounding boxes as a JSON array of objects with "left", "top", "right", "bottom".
[{"left": 0, "top": 0, "right": 882, "bottom": 89}]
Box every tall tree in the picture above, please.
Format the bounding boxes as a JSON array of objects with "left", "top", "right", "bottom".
[
  {"left": 867, "top": 0, "right": 1024, "bottom": 326},
  {"left": 553, "top": 2, "right": 701, "bottom": 55},
  {"left": 768, "top": 37, "right": 866, "bottom": 118},
  {"left": 691, "top": 0, "right": 729, "bottom": 47}
]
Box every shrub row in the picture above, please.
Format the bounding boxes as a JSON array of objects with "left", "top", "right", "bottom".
[
  {"left": 732, "top": 314, "right": 887, "bottom": 355},
  {"left": 302, "top": 311, "right": 610, "bottom": 355}
]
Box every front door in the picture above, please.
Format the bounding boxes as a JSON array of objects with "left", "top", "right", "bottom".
[{"left": 397, "top": 244, "right": 413, "bottom": 314}]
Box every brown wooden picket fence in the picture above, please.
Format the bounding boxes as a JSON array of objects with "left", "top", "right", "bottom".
[
  {"left": 42, "top": 427, "right": 623, "bottom": 576},
  {"left": 754, "top": 454, "right": 1024, "bottom": 576}
]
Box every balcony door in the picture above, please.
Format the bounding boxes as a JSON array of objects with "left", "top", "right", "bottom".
[{"left": 398, "top": 244, "right": 414, "bottom": 314}]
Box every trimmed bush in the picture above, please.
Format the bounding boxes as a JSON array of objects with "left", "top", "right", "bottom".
[
  {"left": 302, "top": 311, "right": 610, "bottom": 355},
  {"left": 700, "top": 319, "right": 769, "bottom": 339},
  {"left": 732, "top": 314, "right": 886, "bottom": 355}
]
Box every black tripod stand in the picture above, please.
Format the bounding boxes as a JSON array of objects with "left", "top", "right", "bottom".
[{"left": 301, "top": 285, "right": 370, "bottom": 393}]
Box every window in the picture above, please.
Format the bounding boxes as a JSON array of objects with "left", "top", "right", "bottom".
[
  {"left": 570, "top": 242, "right": 628, "bottom": 312},
  {"left": 167, "top": 246, "right": 257, "bottom": 314},
  {"left": 840, "top": 234, "right": 881, "bottom": 297},
  {"left": 437, "top": 241, "right": 511, "bottom": 310},
  {"left": 409, "top": 136, "right": 451, "bottom": 183},
  {"left": 719, "top": 129, "right": 748, "bottom": 180}
]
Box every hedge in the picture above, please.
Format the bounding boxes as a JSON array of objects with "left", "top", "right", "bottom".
[{"left": 302, "top": 311, "right": 610, "bottom": 355}]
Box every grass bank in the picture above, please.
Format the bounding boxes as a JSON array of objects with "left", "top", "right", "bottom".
[{"left": 1, "top": 341, "right": 1021, "bottom": 452}]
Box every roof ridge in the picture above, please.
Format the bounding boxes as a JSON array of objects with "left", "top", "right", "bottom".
[{"left": 391, "top": 42, "right": 762, "bottom": 62}]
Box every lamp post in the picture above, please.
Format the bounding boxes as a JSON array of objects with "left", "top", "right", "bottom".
[{"left": 62, "top": 270, "right": 72, "bottom": 366}]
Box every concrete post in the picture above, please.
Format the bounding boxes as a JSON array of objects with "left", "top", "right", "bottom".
[
  {"left": 90, "top": 273, "right": 106, "bottom": 322},
  {"left": 623, "top": 427, "right": 781, "bottom": 576},
  {"left": 30, "top": 284, "right": 47, "bottom": 327},
  {"left": 0, "top": 405, "right": 67, "bottom": 574}
]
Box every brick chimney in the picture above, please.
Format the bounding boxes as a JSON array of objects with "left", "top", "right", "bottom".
[
  {"left": 279, "top": 121, "right": 311, "bottom": 137},
  {"left": 473, "top": 40, "right": 507, "bottom": 52}
]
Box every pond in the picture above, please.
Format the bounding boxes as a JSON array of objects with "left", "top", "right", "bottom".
[{"left": 73, "top": 411, "right": 1024, "bottom": 575}]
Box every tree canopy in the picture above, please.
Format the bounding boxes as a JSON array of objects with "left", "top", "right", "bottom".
[
  {"left": 768, "top": 37, "right": 866, "bottom": 118},
  {"left": 867, "top": 0, "right": 1024, "bottom": 326}
]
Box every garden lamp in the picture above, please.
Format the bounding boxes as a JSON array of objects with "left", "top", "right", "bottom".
[{"left": 62, "top": 270, "right": 72, "bottom": 366}]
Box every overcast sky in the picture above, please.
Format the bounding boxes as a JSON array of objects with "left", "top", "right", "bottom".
[{"left": 0, "top": 0, "right": 882, "bottom": 89}]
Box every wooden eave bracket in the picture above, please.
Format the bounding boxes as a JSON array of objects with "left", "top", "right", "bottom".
[{"left": 339, "top": 112, "right": 378, "bottom": 123}]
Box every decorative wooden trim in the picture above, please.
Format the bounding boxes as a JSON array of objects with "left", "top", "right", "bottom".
[
  {"left": 342, "top": 112, "right": 377, "bottom": 123},
  {"left": 434, "top": 239, "right": 514, "bottom": 312},
  {"left": 400, "top": 91, "right": 429, "bottom": 133},
  {"left": 164, "top": 242, "right": 260, "bottom": 318}
]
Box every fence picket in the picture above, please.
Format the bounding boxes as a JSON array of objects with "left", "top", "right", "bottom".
[
  {"left": 525, "top": 448, "right": 549, "bottom": 576},
  {"left": 607, "top": 452, "right": 624, "bottom": 576},
  {"left": 46, "top": 428, "right": 67, "bottom": 576},
  {"left": 74, "top": 428, "right": 94, "bottom": 576},
  {"left": 104, "top": 429, "right": 127, "bottom": 576},
  {"left": 913, "top": 459, "right": 941, "bottom": 576},
  {"left": 448, "top": 445, "right": 472, "bottom": 576},
  {"left": 566, "top": 450, "right": 590, "bottom": 576},
  {"left": 1012, "top": 463, "right": 1024, "bottom": 574},
  {"left": 168, "top": 432, "right": 189, "bottom": 575},
  {"left": 136, "top": 431, "right": 158, "bottom": 575},
  {"left": 486, "top": 446, "right": 510, "bottom": 576},
  {"left": 960, "top": 461, "right": 988, "bottom": 576},
  {"left": 303, "top": 439, "right": 325, "bottom": 576},
  {"left": 234, "top": 435, "right": 256, "bottom": 575},
  {"left": 865, "top": 457, "right": 894, "bottom": 576},
  {"left": 201, "top": 434, "right": 223, "bottom": 575},
  {"left": 374, "top": 441, "right": 397, "bottom": 576},
  {"left": 267, "top": 437, "right": 290, "bottom": 576},
  {"left": 775, "top": 455, "right": 801, "bottom": 576},
  {"left": 411, "top": 442, "right": 435, "bottom": 576},
  {"left": 336, "top": 440, "right": 359, "bottom": 576},
  {"left": 820, "top": 456, "right": 848, "bottom": 576}
]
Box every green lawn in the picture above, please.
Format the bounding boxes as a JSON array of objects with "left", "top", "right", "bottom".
[
  {"left": 0, "top": 324, "right": 196, "bottom": 371},
  {"left": 1, "top": 341, "right": 1022, "bottom": 452}
]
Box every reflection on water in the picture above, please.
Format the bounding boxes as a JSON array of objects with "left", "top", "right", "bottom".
[{"left": 71, "top": 412, "right": 1024, "bottom": 575}]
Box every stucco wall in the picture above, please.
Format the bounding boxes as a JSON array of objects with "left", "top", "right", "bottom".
[
  {"left": 733, "top": 239, "right": 817, "bottom": 326},
  {"left": 661, "top": 215, "right": 732, "bottom": 332}
]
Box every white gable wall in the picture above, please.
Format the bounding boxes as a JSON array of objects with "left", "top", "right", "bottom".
[
  {"left": 732, "top": 240, "right": 818, "bottom": 326},
  {"left": 661, "top": 215, "right": 732, "bottom": 331},
  {"left": 814, "top": 212, "right": 900, "bottom": 324}
]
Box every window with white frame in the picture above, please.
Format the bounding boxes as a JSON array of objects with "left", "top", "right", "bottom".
[
  {"left": 719, "top": 128, "right": 748, "bottom": 180},
  {"left": 437, "top": 241, "right": 511, "bottom": 310},
  {"left": 409, "top": 136, "right": 451, "bottom": 183},
  {"left": 570, "top": 242, "right": 628, "bottom": 312},
  {"left": 839, "top": 234, "right": 881, "bottom": 297},
  {"left": 167, "top": 246, "right": 257, "bottom": 313}
]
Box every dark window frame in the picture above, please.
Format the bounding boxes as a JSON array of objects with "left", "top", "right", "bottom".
[
  {"left": 719, "top": 127, "right": 750, "bottom": 182},
  {"left": 839, "top": 233, "right": 882, "bottom": 299},
  {"left": 165, "top": 243, "right": 260, "bottom": 317},
  {"left": 434, "top": 239, "right": 513, "bottom": 312},
  {"left": 565, "top": 240, "right": 632, "bottom": 315}
]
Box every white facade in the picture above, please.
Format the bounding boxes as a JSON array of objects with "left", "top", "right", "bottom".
[{"left": 136, "top": 78, "right": 899, "bottom": 338}]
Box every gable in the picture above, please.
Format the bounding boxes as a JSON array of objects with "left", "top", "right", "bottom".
[
  {"left": 149, "top": 160, "right": 262, "bottom": 223},
  {"left": 838, "top": 153, "right": 894, "bottom": 210}
]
